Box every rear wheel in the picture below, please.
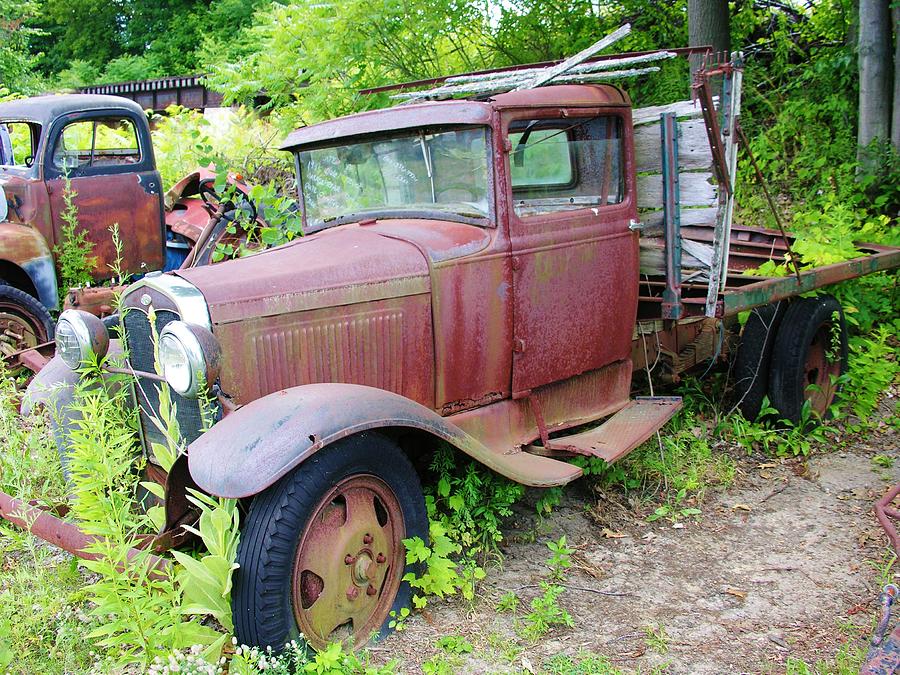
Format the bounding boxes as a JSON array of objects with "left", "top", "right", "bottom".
[
  {"left": 732, "top": 302, "right": 785, "bottom": 421},
  {"left": 769, "top": 295, "right": 847, "bottom": 423},
  {"left": 0, "top": 284, "right": 53, "bottom": 358},
  {"left": 232, "top": 432, "right": 427, "bottom": 653}
]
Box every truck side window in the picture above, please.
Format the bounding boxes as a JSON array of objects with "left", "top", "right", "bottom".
[
  {"left": 0, "top": 122, "right": 41, "bottom": 167},
  {"left": 509, "top": 116, "right": 623, "bottom": 218},
  {"left": 53, "top": 118, "right": 141, "bottom": 172}
]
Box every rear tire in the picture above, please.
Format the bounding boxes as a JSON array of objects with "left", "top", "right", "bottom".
[
  {"left": 732, "top": 302, "right": 785, "bottom": 421},
  {"left": 768, "top": 295, "right": 847, "bottom": 424},
  {"left": 0, "top": 283, "right": 53, "bottom": 358},
  {"left": 231, "top": 432, "right": 427, "bottom": 653}
]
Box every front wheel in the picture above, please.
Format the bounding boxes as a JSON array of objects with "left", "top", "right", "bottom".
[
  {"left": 0, "top": 284, "right": 53, "bottom": 358},
  {"left": 231, "top": 432, "right": 427, "bottom": 653}
]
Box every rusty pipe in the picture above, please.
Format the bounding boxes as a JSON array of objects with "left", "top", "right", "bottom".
[
  {"left": 875, "top": 483, "right": 900, "bottom": 554},
  {"left": 0, "top": 489, "right": 171, "bottom": 580}
]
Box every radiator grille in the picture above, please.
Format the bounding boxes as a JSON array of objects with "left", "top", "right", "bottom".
[{"left": 124, "top": 308, "right": 210, "bottom": 455}]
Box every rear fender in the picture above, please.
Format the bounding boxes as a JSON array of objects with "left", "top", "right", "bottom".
[
  {"left": 187, "top": 383, "right": 566, "bottom": 499},
  {"left": 0, "top": 221, "right": 58, "bottom": 310}
]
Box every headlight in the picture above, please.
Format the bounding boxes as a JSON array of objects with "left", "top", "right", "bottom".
[
  {"left": 158, "top": 321, "right": 220, "bottom": 398},
  {"left": 56, "top": 309, "right": 109, "bottom": 369}
]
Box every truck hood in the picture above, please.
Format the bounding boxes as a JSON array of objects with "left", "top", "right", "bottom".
[{"left": 175, "top": 220, "right": 490, "bottom": 324}]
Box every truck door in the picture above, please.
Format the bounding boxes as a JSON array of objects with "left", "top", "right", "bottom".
[
  {"left": 503, "top": 109, "right": 639, "bottom": 395},
  {"left": 44, "top": 111, "right": 165, "bottom": 280}
]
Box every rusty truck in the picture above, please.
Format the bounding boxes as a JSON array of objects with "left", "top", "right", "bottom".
[{"left": 6, "top": 42, "right": 900, "bottom": 655}]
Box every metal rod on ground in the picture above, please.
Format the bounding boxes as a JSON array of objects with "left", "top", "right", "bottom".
[
  {"left": 0, "top": 489, "right": 172, "bottom": 580},
  {"left": 735, "top": 120, "right": 803, "bottom": 284}
]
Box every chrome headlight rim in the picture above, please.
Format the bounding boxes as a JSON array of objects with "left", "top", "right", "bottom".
[
  {"left": 158, "top": 321, "right": 220, "bottom": 399},
  {"left": 56, "top": 309, "right": 110, "bottom": 370}
]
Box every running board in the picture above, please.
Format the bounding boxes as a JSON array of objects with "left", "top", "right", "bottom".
[{"left": 527, "top": 396, "right": 682, "bottom": 463}]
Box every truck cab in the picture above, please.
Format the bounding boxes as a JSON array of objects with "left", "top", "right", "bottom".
[{"left": 0, "top": 95, "right": 167, "bottom": 355}]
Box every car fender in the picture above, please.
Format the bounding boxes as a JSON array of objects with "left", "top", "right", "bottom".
[
  {"left": 0, "top": 221, "right": 58, "bottom": 310},
  {"left": 188, "top": 383, "right": 575, "bottom": 499}
]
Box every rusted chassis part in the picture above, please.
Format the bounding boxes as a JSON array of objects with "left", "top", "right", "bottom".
[{"left": 0, "top": 490, "right": 171, "bottom": 579}]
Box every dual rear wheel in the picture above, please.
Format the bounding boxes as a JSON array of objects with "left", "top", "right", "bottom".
[{"left": 734, "top": 294, "right": 847, "bottom": 423}]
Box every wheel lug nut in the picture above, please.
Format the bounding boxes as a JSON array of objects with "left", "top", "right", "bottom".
[
  {"left": 347, "top": 586, "right": 359, "bottom": 600},
  {"left": 345, "top": 555, "right": 355, "bottom": 565},
  {"left": 363, "top": 533, "right": 373, "bottom": 545},
  {"left": 366, "top": 585, "right": 377, "bottom": 596},
  {"left": 376, "top": 553, "right": 385, "bottom": 563}
]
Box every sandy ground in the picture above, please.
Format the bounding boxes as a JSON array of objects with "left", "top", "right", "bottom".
[{"left": 374, "top": 420, "right": 899, "bottom": 673}]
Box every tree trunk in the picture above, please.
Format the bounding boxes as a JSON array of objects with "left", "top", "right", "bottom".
[
  {"left": 688, "top": 0, "right": 730, "bottom": 77},
  {"left": 857, "top": 0, "right": 892, "bottom": 167},
  {"left": 892, "top": 3, "right": 899, "bottom": 152}
]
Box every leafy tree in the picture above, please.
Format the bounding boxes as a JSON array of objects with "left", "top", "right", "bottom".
[{"left": 0, "top": 0, "right": 44, "bottom": 93}]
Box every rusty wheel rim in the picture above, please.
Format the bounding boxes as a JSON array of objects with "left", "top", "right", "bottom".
[
  {"left": 0, "top": 305, "right": 45, "bottom": 358},
  {"left": 291, "top": 474, "right": 405, "bottom": 651},
  {"left": 803, "top": 323, "right": 841, "bottom": 417}
]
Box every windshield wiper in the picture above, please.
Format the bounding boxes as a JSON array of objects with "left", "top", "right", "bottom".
[{"left": 418, "top": 132, "right": 436, "bottom": 204}]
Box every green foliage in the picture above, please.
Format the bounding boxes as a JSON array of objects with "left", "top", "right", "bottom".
[
  {"left": 546, "top": 535, "right": 574, "bottom": 580},
  {"left": 642, "top": 623, "right": 669, "bottom": 655},
  {"left": 841, "top": 323, "right": 900, "bottom": 426},
  {"left": 518, "top": 581, "right": 574, "bottom": 641},
  {"left": 427, "top": 445, "right": 525, "bottom": 553},
  {"left": 496, "top": 591, "right": 519, "bottom": 613},
  {"left": 53, "top": 176, "right": 97, "bottom": 300},
  {"left": 0, "top": 0, "right": 44, "bottom": 94},
  {"left": 543, "top": 650, "right": 630, "bottom": 675}
]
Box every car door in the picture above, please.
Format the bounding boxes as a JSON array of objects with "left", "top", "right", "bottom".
[
  {"left": 503, "top": 107, "right": 639, "bottom": 396},
  {"left": 44, "top": 110, "right": 165, "bottom": 280}
]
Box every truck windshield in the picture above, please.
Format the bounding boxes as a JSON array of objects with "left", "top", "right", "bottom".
[{"left": 297, "top": 127, "right": 491, "bottom": 230}]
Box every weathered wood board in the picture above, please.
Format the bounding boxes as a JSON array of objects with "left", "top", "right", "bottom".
[
  {"left": 639, "top": 206, "right": 718, "bottom": 234},
  {"left": 636, "top": 172, "right": 717, "bottom": 210},
  {"left": 634, "top": 119, "right": 713, "bottom": 173},
  {"left": 632, "top": 98, "right": 712, "bottom": 126}
]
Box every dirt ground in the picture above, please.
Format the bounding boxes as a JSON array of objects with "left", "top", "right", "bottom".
[{"left": 374, "top": 421, "right": 899, "bottom": 673}]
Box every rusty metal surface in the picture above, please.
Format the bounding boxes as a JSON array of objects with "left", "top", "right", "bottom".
[
  {"left": 720, "top": 246, "right": 900, "bottom": 317},
  {"left": 0, "top": 219, "right": 58, "bottom": 307},
  {"left": 501, "top": 105, "right": 638, "bottom": 395},
  {"left": 63, "top": 285, "right": 122, "bottom": 317},
  {"left": 187, "top": 383, "right": 584, "bottom": 498},
  {"left": 0, "top": 488, "right": 171, "bottom": 579},
  {"left": 292, "top": 474, "right": 404, "bottom": 650},
  {"left": 534, "top": 396, "right": 682, "bottom": 461}
]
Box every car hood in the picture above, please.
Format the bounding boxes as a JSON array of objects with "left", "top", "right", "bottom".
[{"left": 175, "top": 223, "right": 440, "bottom": 324}]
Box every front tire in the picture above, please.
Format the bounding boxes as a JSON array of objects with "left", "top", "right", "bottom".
[
  {"left": 0, "top": 283, "right": 53, "bottom": 358},
  {"left": 232, "top": 432, "right": 427, "bottom": 653}
]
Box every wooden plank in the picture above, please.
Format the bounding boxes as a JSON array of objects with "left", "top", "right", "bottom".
[
  {"left": 640, "top": 237, "right": 714, "bottom": 275},
  {"left": 639, "top": 206, "right": 718, "bottom": 234},
  {"left": 632, "top": 99, "right": 711, "bottom": 126},
  {"left": 519, "top": 24, "right": 632, "bottom": 90},
  {"left": 637, "top": 172, "right": 717, "bottom": 210},
  {"left": 634, "top": 119, "right": 713, "bottom": 172}
]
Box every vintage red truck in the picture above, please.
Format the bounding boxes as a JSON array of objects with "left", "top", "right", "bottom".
[
  {"left": 7, "top": 50, "right": 900, "bottom": 655},
  {"left": 0, "top": 94, "right": 246, "bottom": 361}
]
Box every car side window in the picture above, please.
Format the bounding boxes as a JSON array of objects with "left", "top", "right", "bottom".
[
  {"left": 509, "top": 116, "right": 623, "bottom": 218},
  {"left": 0, "top": 122, "right": 41, "bottom": 167},
  {"left": 52, "top": 117, "right": 141, "bottom": 172}
]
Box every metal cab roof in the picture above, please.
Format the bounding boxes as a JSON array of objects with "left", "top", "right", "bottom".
[
  {"left": 0, "top": 94, "right": 147, "bottom": 126},
  {"left": 279, "top": 84, "right": 630, "bottom": 151}
]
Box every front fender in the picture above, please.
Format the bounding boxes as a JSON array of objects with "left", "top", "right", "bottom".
[
  {"left": 0, "top": 221, "right": 58, "bottom": 310},
  {"left": 188, "top": 383, "right": 582, "bottom": 498}
]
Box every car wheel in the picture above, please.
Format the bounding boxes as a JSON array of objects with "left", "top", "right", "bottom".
[
  {"left": 768, "top": 295, "right": 847, "bottom": 424},
  {"left": 232, "top": 432, "right": 427, "bottom": 653},
  {"left": 732, "top": 302, "right": 785, "bottom": 421},
  {"left": 0, "top": 283, "right": 53, "bottom": 358}
]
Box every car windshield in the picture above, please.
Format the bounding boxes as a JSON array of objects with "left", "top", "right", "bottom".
[{"left": 297, "top": 127, "right": 491, "bottom": 230}]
